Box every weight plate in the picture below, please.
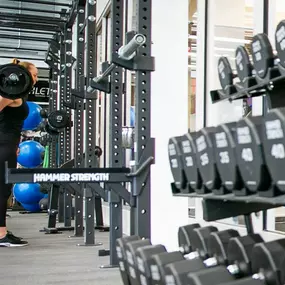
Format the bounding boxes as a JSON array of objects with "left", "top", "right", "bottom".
[
  {"left": 0, "top": 64, "right": 33, "bottom": 99},
  {"left": 168, "top": 137, "right": 187, "bottom": 190},
  {"left": 213, "top": 122, "right": 242, "bottom": 191},
  {"left": 262, "top": 109, "right": 285, "bottom": 192},
  {"left": 48, "top": 110, "right": 69, "bottom": 129},
  {"left": 235, "top": 116, "right": 270, "bottom": 192},
  {"left": 235, "top": 46, "right": 253, "bottom": 82},
  {"left": 195, "top": 127, "right": 221, "bottom": 191},
  {"left": 251, "top": 33, "right": 274, "bottom": 79},
  {"left": 179, "top": 132, "right": 202, "bottom": 190},
  {"left": 275, "top": 20, "right": 285, "bottom": 68},
  {"left": 217, "top": 57, "right": 234, "bottom": 90}
]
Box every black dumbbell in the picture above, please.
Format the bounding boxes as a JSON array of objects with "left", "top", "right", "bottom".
[
  {"left": 275, "top": 20, "right": 285, "bottom": 72},
  {"left": 134, "top": 226, "right": 218, "bottom": 285},
  {"left": 116, "top": 235, "right": 142, "bottom": 285},
  {"left": 188, "top": 238, "right": 285, "bottom": 285},
  {"left": 168, "top": 136, "right": 188, "bottom": 192},
  {"left": 148, "top": 228, "right": 242, "bottom": 285},
  {"left": 195, "top": 127, "right": 222, "bottom": 194},
  {"left": 212, "top": 122, "right": 245, "bottom": 195},
  {"left": 251, "top": 33, "right": 281, "bottom": 80},
  {"left": 217, "top": 56, "right": 238, "bottom": 94},
  {"left": 178, "top": 223, "right": 201, "bottom": 254},
  {"left": 180, "top": 132, "right": 203, "bottom": 192},
  {"left": 166, "top": 230, "right": 260, "bottom": 285},
  {"left": 262, "top": 108, "right": 285, "bottom": 195},
  {"left": 235, "top": 116, "right": 272, "bottom": 196},
  {"left": 123, "top": 238, "right": 152, "bottom": 285}
]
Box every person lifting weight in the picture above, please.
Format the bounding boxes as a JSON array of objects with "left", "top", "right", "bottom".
[{"left": 0, "top": 58, "right": 38, "bottom": 247}]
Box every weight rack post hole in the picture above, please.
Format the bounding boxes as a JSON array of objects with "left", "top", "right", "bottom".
[{"left": 2, "top": 0, "right": 155, "bottom": 269}]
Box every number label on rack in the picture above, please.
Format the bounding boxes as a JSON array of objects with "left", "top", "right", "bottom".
[
  {"left": 252, "top": 40, "right": 262, "bottom": 61},
  {"left": 200, "top": 153, "right": 209, "bottom": 166},
  {"left": 215, "top": 131, "right": 228, "bottom": 148},
  {"left": 185, "top": 156, "right": 193, "bottom": 167},
  {"left": 168, "top": 143, "right": 176, "bottom": 156},
  {"left": 236, "top": 126, "right": 252, "bottom": 144},
  {"left": 170, "top": 158, "right": 178, "bottom": 168},
  {"left": 181, "top": 140, "right": 191, "bottom": 153}
]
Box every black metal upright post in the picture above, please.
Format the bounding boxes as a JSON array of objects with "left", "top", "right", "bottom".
[
  {"left": 73, "top": 5, "right": 85, "bottom": 237},
  {"left": 105, "top": 0, "right": 124, "bottom": 267},
  {"left": 47, "top": 35, "right": 61, "bottom": 230},
  {"left": 82, "top": 0, "right": 101, "bottom": 246},
  {"left": 133, "top": 0, "right": 152, "bottom": 239},
  {"left": 63, "top": 27, "right": 73, "bottom": 228}
]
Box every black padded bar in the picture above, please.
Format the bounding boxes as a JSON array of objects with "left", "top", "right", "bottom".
[
  {"left": 6, "top": 0, "right": 72, "bottom": 6},
  {"left": 0, "top": 6, "right": 69, "bottom": 15}
]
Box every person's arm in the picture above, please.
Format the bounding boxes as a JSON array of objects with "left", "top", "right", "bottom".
[{"left": 0, "top": 96, "right": 13, "bottom": 112}]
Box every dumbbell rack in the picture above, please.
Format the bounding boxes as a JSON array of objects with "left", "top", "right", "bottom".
[{"left": 172, "top": 28, "right": 285, "bottom": 226}]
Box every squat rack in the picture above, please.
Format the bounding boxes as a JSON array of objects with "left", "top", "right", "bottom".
[{"left": 4, "top": 0, "right": 155, "bottom": 268}]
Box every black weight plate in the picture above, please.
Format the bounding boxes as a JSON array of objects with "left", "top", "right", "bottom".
[
  {"left": 180, "top": 132, "right": 202, "bottom": 190},
  {"left": 262, "top": 109, "right": 285, "bottom": 192},
  {"left": 0, "top": 64, "right": 33, "bottom": 99},
  {"left": 235, "top": 116, "right": 270, "bottom": 192},
  {"left": 227, "top": 234, "right": 264, "bottom": 277},
  {"left": 235, "top": 46, "right": 253, "bottom": 82},
  {"left": 217, "top": 57, "right": 234, "bottom": 90},
  {"left": 195, "top": 127, "right": 221, "bottom": 191},
  {"left": 275, "top": 20, "right": 285, "bottom": 68},
  {"left": 49, "top": 110, "right": 69, "bottom": 129},
  {"left": 251, "top": 33, "right": 274, "bottom": 79},
  {"left": 168, "top": 136, "right": 187, "bottom": 190},
  {"left": 213, "top": 122, "right": 242, "bottom": 191}
]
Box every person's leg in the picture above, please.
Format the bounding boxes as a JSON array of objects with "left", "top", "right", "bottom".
[{"left": 0, "top": 144, "right": 27, "bottom": 247}]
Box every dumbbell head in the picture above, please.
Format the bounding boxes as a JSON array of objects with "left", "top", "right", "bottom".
[
  {"left": 178, "top": 223, "right": 201, "bottom": 254},
  {"left": 251, "top": 33, "right": 276, "bottom": 79},
  {"left": 251, "top": 239, "right": 285, "bottom": 285},
  {"left": 235, "top": 46, "right": 253, "bottom": 82},
  {"left": 135, "top": 244, "right": 167, "bottom": 281},
  {"left": 213, "top": 122, "right": 243, "bottom": 191},
  {"left": 48, "top": 110, "right": 69, "bottom": 131},
  {"left": 235, "top": 116, "right": 271, "bottom": 193},
  {"left": 189, "top": 226, "right": 218, "bottom": 260},
  {"left": 217, "top": 57, "right": 237, "bottom": 90},
  {"left": 275, "top": 20, "right": 285, "bottom": 68},
  {"left": 151, "top": 251, "right": 185, "bottom": 284},
  {"left": 40, "top": 109, "right": 48, "bottom": 118},
  {"left": 168, "top": 136, "right": 187, "bottom": 191},
  {"left": 195, "top": 127, "right": 221, "bottom": 191},
  {"left": 227, "top": 234, "right": 264, "bottom": 277},
  {"left": 262, "top": 108, "right": 285, "bottom": 193},
  {"left": 181, "top": 132, "right": 203, "bottom": 191},
  {"left": 188, "top": 266, "right": 235, "bottom": 285},
  {"left": 205, "top": 229, "right": 240, "bottom": 267},
  {"left": 0, "top": 63, "right": 34, "bottom": 100}
]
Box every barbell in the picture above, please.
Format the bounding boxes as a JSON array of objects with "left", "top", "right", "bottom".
[{"left": 0, "top": 63, "right": 33, "bottom": 99}]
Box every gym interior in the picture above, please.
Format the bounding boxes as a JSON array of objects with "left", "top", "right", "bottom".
[{"left": 3, "top": 0, "right": 285, "bottom": 285}]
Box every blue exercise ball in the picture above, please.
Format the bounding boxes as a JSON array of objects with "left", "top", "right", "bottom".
[
  {"left": 22, "top": 102, "right": 42, "bottom": 131},
  {"left": 21, "top": 203, "right": 41, "bottom": 212},
  {"left": 18, "top": 141, "right": 45, "bottom": 168},
  {"left": 13, "top": 183, "right": 45, "bottom": 205},
  {"left": 130, "top": 106, "right": 135, "bottom": 127}
]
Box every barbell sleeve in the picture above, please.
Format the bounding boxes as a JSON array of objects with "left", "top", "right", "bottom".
[
  {"left": 87, "top": 34, "right": 146, "bottom": 93},
  {"left": 118, "top": 33, "right": 146, "bottom": 60}
]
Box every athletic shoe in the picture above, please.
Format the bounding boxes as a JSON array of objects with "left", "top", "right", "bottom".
[
  {"left": 0, "top": 234, "right": 28, "bottom": 247},
  {"left": 7, "top": 231, "right": 23, "bottom": 240}
]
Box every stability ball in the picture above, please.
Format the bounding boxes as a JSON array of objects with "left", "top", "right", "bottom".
[
  {"left": 21, "top": 203, "right": 41, "bottom": 212},
  {"left": 13, "top": 183, "right": 45, "bottom": 205},
  {"left": 22, "top": 102, "right": 42, "bottom": 131},
  {"left": 130, "top": 106, "right": 135, "bottom": 127},
  {"left": 18, "top": 141, "right": 45, "bottom": 168}
]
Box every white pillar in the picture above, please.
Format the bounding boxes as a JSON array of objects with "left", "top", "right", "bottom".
[{"left": 150, "top": 0, "right": 189, "bottom": 251}]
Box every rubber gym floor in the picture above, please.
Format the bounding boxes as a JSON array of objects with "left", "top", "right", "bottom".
[{"left": 1, "top": 212, "right": 122, "bottom": 285}]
